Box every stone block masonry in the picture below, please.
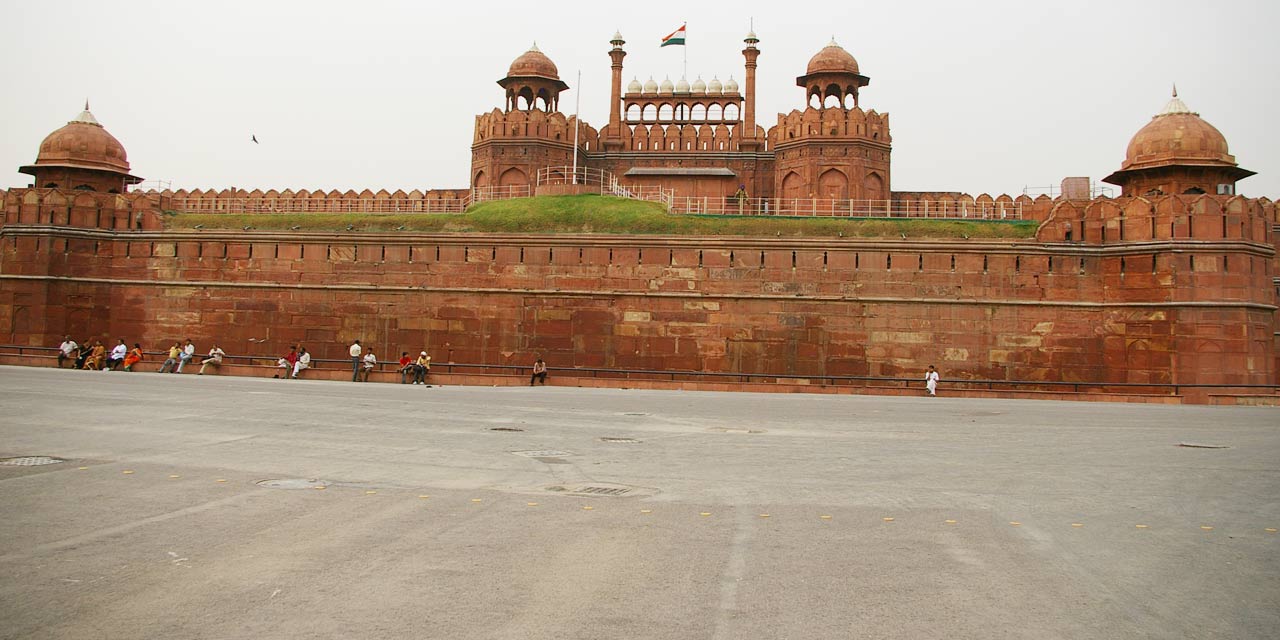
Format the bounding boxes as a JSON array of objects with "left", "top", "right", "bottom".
[{"left": 1, "top": 189, "right": 1275, "bottom": 391}]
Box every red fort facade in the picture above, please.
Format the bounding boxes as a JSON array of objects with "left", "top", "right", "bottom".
[
  {"left": 472, "top": 35, "right": 891, "bottom": 203},
  {"left": 1, "top": 34, "right": 1277, "bottom": 402}
]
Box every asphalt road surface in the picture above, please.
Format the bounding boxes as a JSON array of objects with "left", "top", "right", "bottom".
[{"left": 1, "top": 366, "right": 1277, "bottom": 639}]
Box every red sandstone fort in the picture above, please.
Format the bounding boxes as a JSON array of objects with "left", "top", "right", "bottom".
[{"left": 2, "top": 32, "right": 1276, "bottom": 402}]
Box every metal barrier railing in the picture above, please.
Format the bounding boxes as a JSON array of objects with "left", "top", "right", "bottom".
[
  {"left": 4, "top": 344, "right": 1276, "bottom": 396},
  {"left": 171, "top": 198, "right": 469, "bottom": 214},
  {"left": 669, "top": 197, "right": 1024, "bottom": 219}
]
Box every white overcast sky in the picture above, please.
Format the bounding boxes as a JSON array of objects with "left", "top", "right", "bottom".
[{"left": 3, "top": 0, "right": 1277, "bottom": 198}]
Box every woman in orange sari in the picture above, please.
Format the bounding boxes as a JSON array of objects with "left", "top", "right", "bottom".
[
  {"left": 122, "top": 343, "right": 143, "bottom": 371},
  {"left": 83, "top": 341, "right": 106, "bottom": 370}
]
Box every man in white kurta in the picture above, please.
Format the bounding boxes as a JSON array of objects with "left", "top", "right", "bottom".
[{"left": 925, "top": 365, "right": 940, "bottom": 396}]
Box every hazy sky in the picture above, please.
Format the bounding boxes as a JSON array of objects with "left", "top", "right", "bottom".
[{"left": 3, "top": 0, "right": 1277, "bottom": 198}]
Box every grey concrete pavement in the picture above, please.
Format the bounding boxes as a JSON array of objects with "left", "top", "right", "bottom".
[{"left": 0, "top": 366, "right": 1277, "bottom": 639}]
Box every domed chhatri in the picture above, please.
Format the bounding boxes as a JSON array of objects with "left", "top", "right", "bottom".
[
  {"left": 19, "top": 102, "right": 141, "bottom": 193},
  {"left": 805, "top": 38, "right": 860, "bottom": 76},
  {"left": 497, "top": 43, "right": 570, "bottom": 113},
  {"left": 1103, "top": 88, "right": 1254, "bottom": 197},
  {"left": 795, "top": 38, "right": 871, "bottom": 110}
]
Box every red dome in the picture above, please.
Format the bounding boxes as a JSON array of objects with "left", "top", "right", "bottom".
[
  {"left": 29, "top": 107, "right": 132, "bottom": 175},
  {"left": 1122, "top": 102, "right": 1234, "bottom": 171},
  {"left": 806, "top": 42, "right": 860, "bottom": 76},
  {"left": 507, "top": 44, "right": 560, "bottom": 80}
]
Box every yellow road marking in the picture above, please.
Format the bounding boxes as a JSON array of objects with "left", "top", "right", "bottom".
[
  {"left": 882, "top": 517, "right": 894, "bottom": 522},
  {"left": 700, "top": 512, "right": 712, "bottom": 517},
  {"left": 471, "top": 498, "right": 482, "bottom": 503},
  {"left": 122, "top": 470, "right": 134, "bottom": 475},
  {"left": 819, "top": 515, "right": 832, "bottom": 520},
  {"left": 1265, "top": 528, "right": 1277, "bottom": 533},
  {"left": 1200, "top": 526, "right": 1214, "bottom": 531},
  {"left": 313, "top": 485, "right": 326, "bottom": 490},
  {"left": 583, "top": 506, "right": 594, "bottom": 511},
  {"left": 1071, "top": 523, "right": 1084, "bottom": 528},
  {"left": 759, "top": 514, "right": 770, "bottom": 518},
  {"left": 77, "top": 467, "right": 88, "bottom": 470},
  {"left": 1009, "top": 521, "right": 1022, "bottom": 526},
  {"left": 1135, "top": 524, "right": 1149, "bottom": 529},
  {"left": 640, "top": 509, "right": 653, "bottom": 514},
  {"left": 365, "top": 490, "right": 377, "bottom": 495},
  {"left": 944, "top": 519, "right": 957, "bottom": 524},
  {"left": 527, "top": 502, "right": 538, "bottom": 507},
  {"left": 216, "top": 479, "right": 227, "bottom": 483}
]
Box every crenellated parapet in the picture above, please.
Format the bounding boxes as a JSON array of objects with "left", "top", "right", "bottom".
[
  {"left": 770, "top": 107, "right": 891, "bottom": 145},
  {"left": 1036, "top": 194, "right": 1276, "bottom": 246},
  {"left": 473, "top": 108, "right": 600, "bottom": 150},
  {"left": 2, "top": 187, "right": 162, "bottom": 230},
  {"left": 154, "top": 187, "right": 469, "bottom": 213}
]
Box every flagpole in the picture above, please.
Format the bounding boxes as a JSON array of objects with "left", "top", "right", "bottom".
[{"left": 572, "top": 69, "right": 581, "bottom": 185}]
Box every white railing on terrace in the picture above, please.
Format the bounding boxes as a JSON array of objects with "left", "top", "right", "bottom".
[
  {"left": 172, "top": 198, "right": 469, "bottom": 214},
  {"left": 470, "top": 184, "right": 530, "bottom": 204},
  {"left": 668, "top": 197, "right": 1023, "bottom": 219},
  {"left": 537, "top": 166, "right": 675, "bottom": 209}
]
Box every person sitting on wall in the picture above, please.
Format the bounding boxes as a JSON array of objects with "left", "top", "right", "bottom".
[
  {"left": 413, "top": 351, "right": 431, "bottom": 386},
  {"left": 57, "top": 336, "right": 78, "bottom": 368},
  {"left": 83, "top": 341, "right": 106, "bottom": 370},
  {"left": 292, "top": 347, "right": 311, "bottom": 379},
  {"left": 122, "top": 344, "right": 143, "bottom": 371},
  {"left": 398, "top": 352, "right": 413, "bottom": 384},
  {"left": 104, "top": 339, "right": 127, "bottom": 371},
  {"left": 360, "top": 350, "right": 377, "bottom": 382},
  {"left": 74, "top": 341, "right": 93, "bottom": 370},
  {"left": 175, "top": 339, "right": 196, "bottom": 373},
  {"left": 199, "top": 344, "right": 226, "bottom": 375},
  {"left": 274, "top": 345, "right": 297, "bottom": 379},
  {"left": 530, "top": 357, "right": 548, "bottom": 386},
  {"left": 159, "top": 342, "right": 181, "bottom": 373}
]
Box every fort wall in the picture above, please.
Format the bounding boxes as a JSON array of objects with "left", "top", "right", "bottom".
[{"left": 2, "top": 188, "right": 1275, "bottom": 391}]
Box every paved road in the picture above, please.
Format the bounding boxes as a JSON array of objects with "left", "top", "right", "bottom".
[{"left": 0, "top": 366, "right": 1277, "bottom": 639}]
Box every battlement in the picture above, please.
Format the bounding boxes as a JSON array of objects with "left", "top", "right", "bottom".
[{"left": 771, "top": 107, "right": 891, "bottom": 145}]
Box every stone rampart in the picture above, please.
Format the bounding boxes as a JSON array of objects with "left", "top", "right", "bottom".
[{"left": 1, "top": 190, "right": 1274, "bottom": 391}]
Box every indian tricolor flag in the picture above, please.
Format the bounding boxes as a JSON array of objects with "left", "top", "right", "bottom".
[{"left": 661, "top": 23, "right": 686, "bottom": 47}]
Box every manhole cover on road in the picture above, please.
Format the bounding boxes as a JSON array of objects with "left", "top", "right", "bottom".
[
  {"left": 0, "top": 456, "right": 65, "bottom": 466},
  {"left": 511, "top": 450, "right": 573, "bottom": 458},
  {"left": 256, "top": 478, "right": 329, "bottom": 490},
  {"left": 574, "top": 486, "right": 632, "bottom": 496},
  {"left": 489, "top": 427, "right": 525, "bottom": 432},
  {"left": 600, "top": 437, "right": 641, "bottom": 443},
  {"left": 546, "top": 484, "right": 634, "bottom": 497}
]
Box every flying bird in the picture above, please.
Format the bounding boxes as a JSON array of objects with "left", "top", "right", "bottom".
[
  {"left": 242, "top": 225, "right": 253, "bottom": 231},
  {"left": 193, "top": 224, "right": 203, "bottom": 229},
  {"left": 289, "top": 225, "right": 301, "bottom": 230},
  {"left": 251, "top": 134, "right": 259, "bottom": 144}
]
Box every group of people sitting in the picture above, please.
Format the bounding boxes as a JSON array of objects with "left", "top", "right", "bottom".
[
  {"left": 57, "top": 336, "right": 142, "bottom": 371},
  {"left": 57, "top": 336, "right": 225, "bottom": 374},
  {"left": 57, "top": 336, "right": 550, "bottom": 387},
  {"left": 273, "top": 345, "right": 313, "bottom": 379}
]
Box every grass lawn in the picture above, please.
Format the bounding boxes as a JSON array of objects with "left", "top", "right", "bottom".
[{"left": 166, "top": 195, "right": 1038, "bottom": 239}]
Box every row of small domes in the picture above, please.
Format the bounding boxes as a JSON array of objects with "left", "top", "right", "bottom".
[{"left": 627, "top": 75, "right": 739, "bottom": 96}]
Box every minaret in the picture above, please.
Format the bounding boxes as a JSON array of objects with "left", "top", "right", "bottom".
[
  {"left": 605, "top": 31, "right": 627, "bottom": 150},
  {"left": 741, "top": 29, "right": 761, "bottom": 151}
]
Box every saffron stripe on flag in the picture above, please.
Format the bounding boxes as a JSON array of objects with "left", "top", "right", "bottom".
[{"left": 661, "top": 24, "right": 686, "bottom": 47}]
